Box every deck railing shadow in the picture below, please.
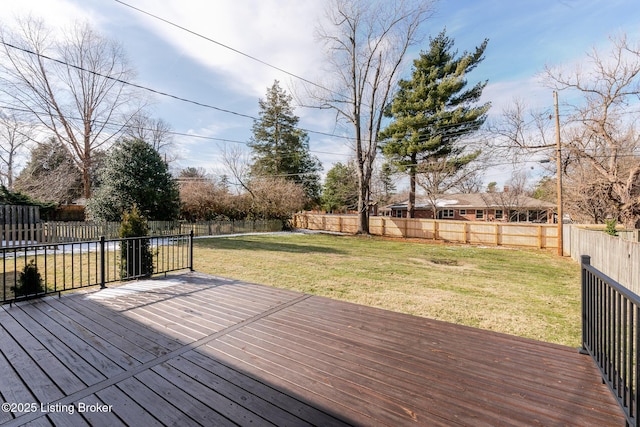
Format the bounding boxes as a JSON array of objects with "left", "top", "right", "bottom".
[
  {"left": 0, "top": 232, "right": 193, "bottom": 304},
  {"left": 581, "top": 254, "right": 640, "bottom": 427}
]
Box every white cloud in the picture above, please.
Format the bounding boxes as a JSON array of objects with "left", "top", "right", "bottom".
[
  {"left": 3, "top": 0, "right": 96, "bottom": 31},
  {"left": 482, "top": 76, "right": 552, "bottom": 118},
  {"left": 123, "top": 0, "right": 327, "bottom": 98}
]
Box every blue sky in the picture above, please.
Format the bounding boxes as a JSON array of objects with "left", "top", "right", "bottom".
[{"left": 3, "top": 0, "right": 640, "bottom": 188}]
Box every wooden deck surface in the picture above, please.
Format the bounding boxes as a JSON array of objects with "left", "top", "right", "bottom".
[{"left": 0, "top": 272, "right": 623, "bottom": 426}]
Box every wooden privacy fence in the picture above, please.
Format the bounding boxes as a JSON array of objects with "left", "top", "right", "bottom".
[
  {"left": 292, "top": 213, "right": 559, "bottom": 250},
  {"left": 565, "top": 225, "right": 640, "bottom": 294}
]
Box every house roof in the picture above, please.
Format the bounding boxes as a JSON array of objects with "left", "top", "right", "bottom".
[{"left": 385, "top": 192, "right": 556, "bottom": 210}]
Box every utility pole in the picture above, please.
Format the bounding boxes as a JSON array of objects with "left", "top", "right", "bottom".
[{"left": 554, "top": 91, "right": 563, "bottom": 256}]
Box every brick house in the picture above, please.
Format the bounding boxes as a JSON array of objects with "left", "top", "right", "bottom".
[{"left": 382, "top": 193, "right": 557, "bottom": 223}]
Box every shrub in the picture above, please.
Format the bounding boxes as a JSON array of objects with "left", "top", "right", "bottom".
[
  {"left": 12, "top": 260, "right": 44, "bottom": 297},
  {"left": 604, "top": 219, "right": 619, "bottom": 236},
  {"left": 119, "top": 205, "right": 153, "bottom": 279}
]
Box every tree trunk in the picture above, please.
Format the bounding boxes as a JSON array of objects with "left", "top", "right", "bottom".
[
  {"left": 82, "top": 167, "right": 91, "bottom": 199},
  {"left": 357, "top": 170, "right": 370, "bottom": 234},
  {"left": 408, "top": 153, "right": 417, "bottom": 218}
]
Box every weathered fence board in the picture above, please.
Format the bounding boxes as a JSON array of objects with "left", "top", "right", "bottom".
[
  {"left": 566, "top": 225, "right": 640, "bottom": 294},
  {"left": 0, "top": 205, "right": 42, "bottom": 245}
]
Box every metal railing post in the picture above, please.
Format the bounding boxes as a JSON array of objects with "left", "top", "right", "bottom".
[
  {"left": 579, "top": 255, "right": 591, "bottom": 355},
  {"left": 99, "top": 236, "right": 106, "bottom": 289},
  {"left": 189, "top": 229, "right": 194, "bottom": 271}
]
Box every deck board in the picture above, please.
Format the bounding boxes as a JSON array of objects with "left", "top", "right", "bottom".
[{"left": 0, "top": 272, "right": 625, "bottom": 426}]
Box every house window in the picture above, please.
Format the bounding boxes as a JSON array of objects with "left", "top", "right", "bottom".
[
  {"left": 437, "top": 209, "right": 454, "bottom": 219},
  {"left": 475, "top": 209, "right": 484, "bottom": 220},
  {"left": 495, "top": 209, "right": 503, "bottom": 220},
  {"left": 395, "top": 210, "right": 403, "bottom": 218},
  {"left": 459, "top": 209, "right": 466, "bottom": 216}
]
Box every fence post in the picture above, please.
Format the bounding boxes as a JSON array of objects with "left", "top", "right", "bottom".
[
  {"left": 99, "top": 235, "right": 106, "bottom": 289},
  {"left": 189, "top": 230, "right": 194, "bottom": 272},
  {"left": 537, "top": 225, "right": 543, "bottom": 249},
  {"left": 579, "top": 255, "right": 591, "bottom": 355}
]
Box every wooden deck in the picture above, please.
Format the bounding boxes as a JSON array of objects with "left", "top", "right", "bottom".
[{"left": 0, "top": 272, "right": 623, "bottom": 426}]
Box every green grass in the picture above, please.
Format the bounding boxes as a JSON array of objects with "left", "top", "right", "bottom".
[{"left": 193, "top": 233, "right": 582, "bottom": 347}]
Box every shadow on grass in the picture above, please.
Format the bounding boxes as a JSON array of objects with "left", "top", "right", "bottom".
[{"left": 194, "top": 237, "right": 347, "bottom": 255}]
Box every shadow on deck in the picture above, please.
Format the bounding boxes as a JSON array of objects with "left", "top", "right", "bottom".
[{"left": 0, "top": 272, "right": 623, "bottom": 426}]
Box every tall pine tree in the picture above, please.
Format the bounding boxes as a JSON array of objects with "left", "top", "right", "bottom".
[
  {"left": 249, "top": 81, "right": 322, "bottom": 204},
  {"left": 379, "top": 30, "right": 490, "bottom": 218},
  {"left": 321, "top": 162, "right": 359, "bottom": 213}
]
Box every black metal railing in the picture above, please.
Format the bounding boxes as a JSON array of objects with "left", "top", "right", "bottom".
[
  {"left": 1, "top": 232, "right": 193, "bottom": 304},
  {"left": 581, "top": 254, "right": 639, "bottom": 427}
]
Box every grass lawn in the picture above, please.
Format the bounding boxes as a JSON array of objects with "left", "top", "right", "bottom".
[{"left": 193, "top": 232, "right": 582, "bottom": 347}]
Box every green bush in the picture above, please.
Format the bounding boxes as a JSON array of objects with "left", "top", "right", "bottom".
[
  {"left": 605, "top": 219, "right": 619, "bottom": 236},
  {"left": 119, "top": 205, "right": 153, "bottom": 279},
  {"left": 87, "top": 138, "right": 180, "bottom": 222},
  {"left": 12, "top": 260, "right": 44, "bottom": 297}
]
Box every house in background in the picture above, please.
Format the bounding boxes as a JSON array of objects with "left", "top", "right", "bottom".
[{"left": 382, "top": 192, "right": 557, "bottom": 223}]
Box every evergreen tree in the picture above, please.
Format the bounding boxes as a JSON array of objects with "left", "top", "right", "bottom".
[
  {"left": 321, "top": 162, "right": 359, "bottom": 213},
  {"left": 379, "top": 30, "right": 490, "bottom": 217},
  {"left": 119, "top": 205, "right": 153, "bottom": 279},
  {"left": 249, "top": 80, "right": 322, "bottom": 204},
  {"left": 12, "top": 260, "right": 44, "bottom": 297},
  {"left": 87, "top": 138, "right": 180, "bottom": 222}
]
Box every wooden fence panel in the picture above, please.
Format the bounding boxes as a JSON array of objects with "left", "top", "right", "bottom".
[
  {"left": 372, "top": 217, "right": 405, "bottom": 238},
  {"left": 567, "top": 225, "right": 640, "bottom": 294},
  {"left": 437, "top": 221, "right": 466, "bottom": 242},
  {"left": 467, "top": 223, "right": 498, "bottom": 245},
  {"left": 0, "top": 205, "right": 42, "bottom": 245},
  {"left": 293, "top": 213, "right": 559, "bottom": 250}
]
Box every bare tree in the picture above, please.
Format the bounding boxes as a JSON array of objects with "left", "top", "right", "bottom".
[
  {"left": 221, "top": 144, "right": 253, "bottom": 195},
  {"left": 0, "top": 110, "right": 34, "bottom": 189},
  {"left": 543, "top": 34, "right": 640, "bottom": 227},
  {"left": 488, "top": 98, "right": 556, "bottom": 156},
  {"left": 563, "top": 165, "right": 614, "bottom": 223},
  {"left": 0, "top": 17, "right": 143, "bottom": 198},
  {"left": 179, "top": 175, "right": 232, "bottom": 221},
  {"left": 312, "top": 0, "right": 435, "bottom": 233},
  {"left": 123, "top": 112, "right": 175, "bottom": 160},
  {"left": 14, "top": 137, "right": 83, "bottom": 204},
  {"left": 248, "top": 176, "right": 307, "bottom": 222},
  {"left": 415, "top": 151, "right": 484, "bottom": 218},
  {"left": 453, "top": 170, "right": 484, "bottom": 193},
  {"left": 479, "top": 170, "right": 531, "bottom": 221}
]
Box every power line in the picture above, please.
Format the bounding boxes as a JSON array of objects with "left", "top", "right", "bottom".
[
  {"left": 113, "top": 0, "right": 337, "bottom": 96},
  {"left": 0, "top": 40, "right": 354, "bottom": 142},
  {"left": 0, "top": 40, "right": 256, "bottom": 120},
  {"left": 7, "top": 100, "right": 638, "bottom": 163},
  {"left": 0, "top": 103, "right": 350, "bottom": 158}
]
